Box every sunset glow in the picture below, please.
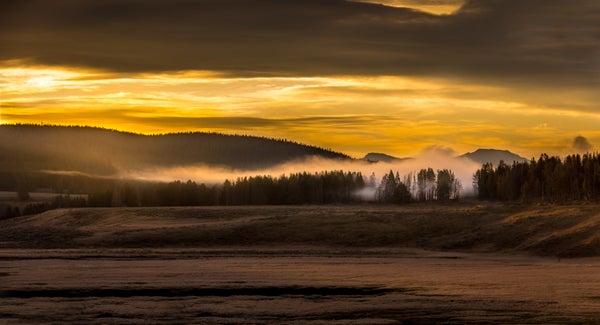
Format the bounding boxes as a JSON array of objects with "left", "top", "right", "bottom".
[
  {"left": 2, "top": 0, "right": 599, "bottom": 158},
  {"left": 1, "top": 63, "right": 598, "bottom": 158},
  {"left": 353, "top": 0, "right": 464, "bottom": 15}
]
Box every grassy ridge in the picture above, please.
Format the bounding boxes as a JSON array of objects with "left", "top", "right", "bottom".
[{"left": 1, "top": 204, "right": 600, "bottom": 257}]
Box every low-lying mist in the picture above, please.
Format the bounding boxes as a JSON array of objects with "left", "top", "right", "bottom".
[{"left": 124, "top": 146, "right": 481, "bottom": 199}]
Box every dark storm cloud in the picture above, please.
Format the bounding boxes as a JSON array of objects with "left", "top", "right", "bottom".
[{"left": 2, "top": 0, "right": 599, "bottom": 86}]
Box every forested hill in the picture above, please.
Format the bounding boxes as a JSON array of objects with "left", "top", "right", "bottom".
[{"left": 0, "top": 125, "right": 350, "bottom": 174}]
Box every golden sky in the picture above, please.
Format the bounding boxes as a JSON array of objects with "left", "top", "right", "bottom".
[
  {"left": 1, "top": 0, "right": 599, "bottom": 158},
  {"left": 2, "top": 63, "right": 598, "bottom": 158}
]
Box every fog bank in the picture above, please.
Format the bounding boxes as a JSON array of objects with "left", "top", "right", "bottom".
[{"left": 124, "top": 147, "right": 481, "bottom": 197}]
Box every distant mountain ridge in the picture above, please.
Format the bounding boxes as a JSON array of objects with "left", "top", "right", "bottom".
[
  {"left": 363, "top": 152, "right": 409, "bottom": 163},
  {"left": 362, "top": 148, "right": 526, "bottom": 167},
  {"left": 459, "top": 149, "right": 527, "bottom": 166},
  {"left": 0, "top": 124, "right": 350, "bottom": 175}
]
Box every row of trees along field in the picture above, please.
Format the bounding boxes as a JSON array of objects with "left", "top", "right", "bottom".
[
  {"left": 94, "top": 169, "right": 461, "bottom": 206},
  {"left": 86, "top": 171, "right": 367, "bottom": 207},
  {"left": 474, "top": 153, "right": 600, "bottom": 202},
  {"left": 4, "top": 168, "right": 464, "bottom": 217}
]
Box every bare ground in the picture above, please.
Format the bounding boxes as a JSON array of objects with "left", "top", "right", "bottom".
[{"left": 2, "top": 204, "right": 600, "bottom": 323}]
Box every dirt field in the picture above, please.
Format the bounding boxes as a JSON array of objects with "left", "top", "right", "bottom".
[{"left": 2, "top": 204, "right": 600, "bottom": 323}]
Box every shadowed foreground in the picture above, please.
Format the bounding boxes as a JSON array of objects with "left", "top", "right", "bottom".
[{"left": 3, "top": 204, "right": 600, "bottom": 323}]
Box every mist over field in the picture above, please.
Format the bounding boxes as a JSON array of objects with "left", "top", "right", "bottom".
[{"left": 124, "top": 147, "right": 481, "bottom": 198}]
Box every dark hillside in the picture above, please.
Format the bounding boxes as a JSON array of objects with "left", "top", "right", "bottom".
[{"left": 0, "top": 124, "right": 351, "bottom": 175}]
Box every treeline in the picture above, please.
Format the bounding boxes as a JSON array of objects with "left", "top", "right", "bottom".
[
  {"left": 2, "top": 167, "right": 466, "bottom": 218},
  {"left": 474, "top": 153, "right": 600, "bottom": 202},
  {"left": 376, "top": 169, "right": 461, "bottom": 203},
  {"left": 92, "top": 169, "right": 461, "bottom": 207},
  {"left": 0, "top": 195, "right": 88, "bottom": 219},
  {"left": 88, "top": 171, "right": 366, "bottom": 207},
  {"left": 5, "top": 171, "right": 367, "bottom": 217}
]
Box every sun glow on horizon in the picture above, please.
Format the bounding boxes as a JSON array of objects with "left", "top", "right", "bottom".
[
  {"left": 353, "top": 0, "right": 465, "bottom": 15},
  {"left": 1, "top": 63, "right": 598, "bottom": 158}
]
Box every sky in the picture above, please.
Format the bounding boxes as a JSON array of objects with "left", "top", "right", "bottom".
[{"left": 1, "top": 0, "right": 599, "bottom": 159}]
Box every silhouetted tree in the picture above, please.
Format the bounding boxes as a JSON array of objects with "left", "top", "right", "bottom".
[{"left": 436, "top": 169, "right": 460, "bottom": 201}]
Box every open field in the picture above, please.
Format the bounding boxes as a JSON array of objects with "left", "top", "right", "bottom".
[
  {"left": 2, "top": 204, "right": 600, "bottom": 256},
  {"left": 3, "top": 204, "right": 600, "bottom": 323}
]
